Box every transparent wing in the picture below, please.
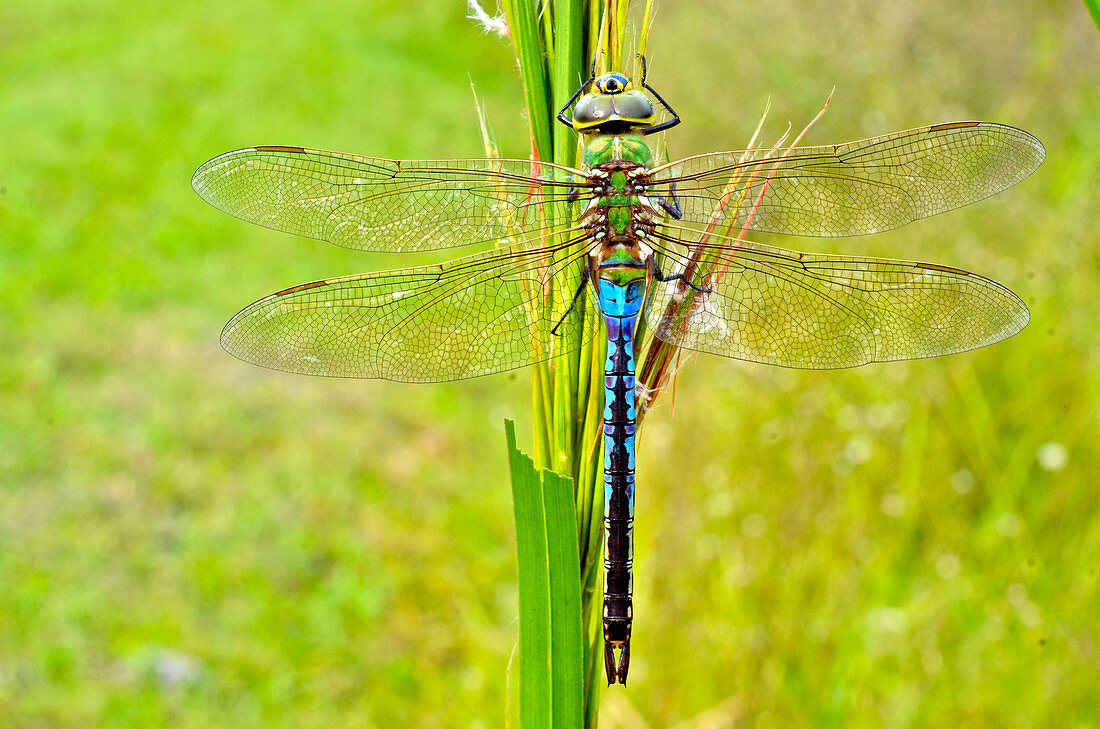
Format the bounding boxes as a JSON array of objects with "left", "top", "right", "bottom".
[
  {"left": 651, "top": 122, "right": 1044, "bottom": 237},
  {"left": 646, "top": 228, "right": 1029, "bottom": 369},
  {"left": 220, "top": 239, "right": 597, "bottom": 382},
  {"left": 193, "top": 146, "right": 582, "bottom": 252}
]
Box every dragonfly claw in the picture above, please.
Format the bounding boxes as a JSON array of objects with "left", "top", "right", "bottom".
[{"left": 604, "top": 641, "right": 630, "bottom": 685}]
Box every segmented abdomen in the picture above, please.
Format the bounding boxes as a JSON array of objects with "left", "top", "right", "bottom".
[{"left": 601, "top": 303, "right": 638, "bottom": 674}]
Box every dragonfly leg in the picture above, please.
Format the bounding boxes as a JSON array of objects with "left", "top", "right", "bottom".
[
  {"left": 551, "top": 269, "right": 591, "bottom": 335},
  {"left": 566, "top": 173, "right": 589, "bottom": 204},
  {"left": 556, "top": 68, "right": 596, "bottom": 130},
  {"left": 655, "top": 181, "right": 683, "bottom": 219},
  {"left": 638, "top": 56, "right": 681, "bottom": 136},
  {"left": 653, "top": 263, "right": 712, "bottom": 294}
]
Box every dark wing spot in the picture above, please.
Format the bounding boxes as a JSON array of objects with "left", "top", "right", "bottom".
[
  {"left": 273, "top": 279, "right": 329, "bottom": 297},
  {"left": 254, "top": 145, "right": 307, "bottom": 153},
  {"left": 928, "top": 121, "right": 980, "bottom": 131},
  {"left": 918, "top": 262, "right": 971, "bottom": 275}
]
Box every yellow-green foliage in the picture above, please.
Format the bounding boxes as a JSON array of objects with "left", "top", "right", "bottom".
[{"left": 0, "top": 0, "right": 1097, "bottom": 727}]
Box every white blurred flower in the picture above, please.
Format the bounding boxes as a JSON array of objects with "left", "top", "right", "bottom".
[
  {"left": 740, "top": 513, "right": 767, "bottom": 539},
  {"left": 949, "top": 469, "right": 975, "bottom": 494},
  {"left": 842, "top": 434, "right": 874, "bottom": 465},
  {"left": 154, "top": 650, "right": 200, "bottom": 688},
  {"left": 1036, "top": 441, "right": 1068, "bottom": 473},
  {"left": 880, "top": 491, "right": 906, "bottom": 518},
  {"left": 935, "top": 552, "right": 962, "bottom": 580},
  {"left": 995, "top": 512, "right": 1022, "bottom": 538}
]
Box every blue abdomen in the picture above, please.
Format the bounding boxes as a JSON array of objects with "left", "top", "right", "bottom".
[{"left": 596, "top": 274, "right": 645, "bottom": 684}]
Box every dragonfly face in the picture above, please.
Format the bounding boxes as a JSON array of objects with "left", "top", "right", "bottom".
[
  {"left": 558, "top": 64, "right": 682, "bottom": 138},
  {"left": 572, "top": 72, "right": 658, "bottom": 135},
  {"left": 194, "top": 62, "right": 1043, "bottom": 687}
]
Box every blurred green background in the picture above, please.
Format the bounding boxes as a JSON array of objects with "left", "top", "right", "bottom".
[{"left": 1, "top": 0, "right": 1097, "bottom": 726}]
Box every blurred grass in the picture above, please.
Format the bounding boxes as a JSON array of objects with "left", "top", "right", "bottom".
[{"left": 1, "top": 0, "right": 1097, "bottom": 727}]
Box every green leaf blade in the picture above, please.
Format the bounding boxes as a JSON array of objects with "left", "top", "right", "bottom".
[
  {"left": 543, "top": 468, "right": 583, "bottom": 729},
  {"left": 506, "top": 420, "right": 583, "bottom": 729},
  {"left": 501, "top": 0, "right": 553, "bottom": 161},
  {"left": 507, "top": 420, "right": 553, "bottom": 729}
]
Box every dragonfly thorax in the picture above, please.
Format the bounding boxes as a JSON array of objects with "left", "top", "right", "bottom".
[
  {"left": 580, "top": 134, "right": 661, "bottom": 235},
  {"left": 583, "top": 134, "right": 655, "bottom": 169}
]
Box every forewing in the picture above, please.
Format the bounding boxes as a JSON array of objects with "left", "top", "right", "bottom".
[
  {"left": 193, "top": 146, "right": 580, "bottom": 252},
  {"left": 221, "top": 242, "right": 597, "bottom": 381},
  {"left": 652, "top": 122, "right": 1044, "bottom": 237},
  {"left": 646, "top": 234, "right": 1029, "bottom": 369}
]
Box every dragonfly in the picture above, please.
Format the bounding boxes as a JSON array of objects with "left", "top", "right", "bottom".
[{"left": 193, "top": 63, "right": 1044, "bottom": 685}]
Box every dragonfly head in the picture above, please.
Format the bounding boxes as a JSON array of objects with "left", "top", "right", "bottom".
[
  {"left": 593, "top": 72, "right": 632, "bottom": 94},
  {"left": 571, "top": 72, "right": 657, "bottom": 136}
]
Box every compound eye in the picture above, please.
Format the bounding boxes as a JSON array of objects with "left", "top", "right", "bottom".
[{"left": 596, "top": 73, "right": 631, "bottom": 94}]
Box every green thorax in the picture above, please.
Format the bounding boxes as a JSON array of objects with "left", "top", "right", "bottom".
[
  {"left": 582, "top": 134, "right": 654, "bottom": 169},
  {"left": 583, "top": 135, "right": 654, "bottom": 234}
]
